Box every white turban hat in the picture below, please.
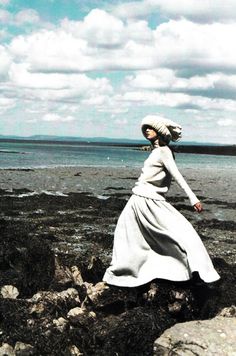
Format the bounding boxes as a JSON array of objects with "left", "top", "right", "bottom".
[{"left": 141, "top": 115, "right": 182, "bottom": 142}]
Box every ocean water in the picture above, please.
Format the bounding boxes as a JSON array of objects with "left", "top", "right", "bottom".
[{"left": 0, "top": 141, "right": 235, "bottom": 170}]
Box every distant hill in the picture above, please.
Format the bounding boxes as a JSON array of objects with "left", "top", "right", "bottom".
[
  {"left": 0, "top": 134, "right": 146, "bottom": 145},
  {"left": 0, "top": 134, "right": 230, "bottom": 146}
]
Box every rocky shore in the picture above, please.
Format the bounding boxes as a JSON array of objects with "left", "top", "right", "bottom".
[{"left": 0, "top": 166, "right": 235, "bottom": 355}]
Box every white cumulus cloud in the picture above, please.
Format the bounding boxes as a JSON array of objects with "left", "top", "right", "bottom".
[
  {"left": 125, "top": 70, "right": 236, "bottom": 99},
  {"left": 80, "top": 9, "right": 125, "bottom": 48},
  {"left": 8, "top": 16, "right": 236, "bottom": 77},
  {"left": 113, "top": 0, "right": 236, "bottom": 23},
  {"left": 153, "top": 20, "right": 236, "bottom": 74},
  {"left": 42, "top": 113, "right": 75, "bottom": 122}
]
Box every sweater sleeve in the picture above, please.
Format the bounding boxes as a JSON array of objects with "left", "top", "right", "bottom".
[{"left": 161, "top": 147, "right": 200, "bottom": 206}]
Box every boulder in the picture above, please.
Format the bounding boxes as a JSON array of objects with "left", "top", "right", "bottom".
[{"left": 153, "top": 309, "right": 236, "bottom": 356}]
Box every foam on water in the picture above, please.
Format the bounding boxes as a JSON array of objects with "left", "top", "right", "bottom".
[{"left": 4, "top": 190, "right": 68, "bottom": 198}]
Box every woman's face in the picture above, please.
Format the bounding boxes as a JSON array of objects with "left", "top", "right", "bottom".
[{"left": 143, "top": 126, "right": 158, "bottom": 141}]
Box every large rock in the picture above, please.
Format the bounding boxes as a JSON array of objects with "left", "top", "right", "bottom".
[{"left": 154, "top": 311, "right": 236, "bottom": 355}]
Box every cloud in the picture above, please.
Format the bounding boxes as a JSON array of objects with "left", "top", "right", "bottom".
[
  {"left": 0, "top": 45, "right": 12, "bottom": 79},
  {"left": 42, "top": 113, "right": 75, "bottom": 122},
  {"left": 125, "top": 70, "right": 236, "bottom": 100},
  {"left": 0, "top": 97, "right": 15, "bottom": 113},
  {"left": 112, "top": 90, "right": 236, "bottom": 113},
  {"left": 80, "top": 9, "right": 125, "bottom": 48},
  {"left": 113, "top": 0, "right": 236, "bottom": 23},
  {"left": 1, "top": 6, "right": 236, "bottom": 143},
  {"left": 0, "top": 9, "right": 10, "bottom": 23},
  {"left": 8, "top": 16, "right": 236, "bottom": 77},
  {"left": 217, "top": 118, "right": 236, "bottom": 127},
  {"left": 0, "top": 7, "right": 50, "bottom": 32},
  {"left": 8, "top": 63, "right": 112, "bottom": 91},
  {"left": 153, "top": 20, "right": 236, "bottom": 74},
  {"left": 0, "top": 0, "right": 10, "bottom": 6},
  {"left": 15, "top": 9, "right": 40, "bottom": 25},
  {"left": 8, "top": 10, "right": 155, "bottom": 73},
  {"left": 6, "top": 62, "right": 113, "bottom": 105},
  {"left": 4, "top": 11, "right": 236, "bottom": 122}
]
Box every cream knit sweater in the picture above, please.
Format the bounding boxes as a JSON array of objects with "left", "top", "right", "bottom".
[{"left": 132, "top": 145, "right": 199, "bottom": 206}]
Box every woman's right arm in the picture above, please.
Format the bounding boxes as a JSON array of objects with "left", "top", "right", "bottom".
[{"left": 161, "top": 147, "right": 200, "bottom": 207}]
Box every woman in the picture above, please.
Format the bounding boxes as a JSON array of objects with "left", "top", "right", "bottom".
[{"left": 103, "top": 115, "right": 220, "bottom": 287}]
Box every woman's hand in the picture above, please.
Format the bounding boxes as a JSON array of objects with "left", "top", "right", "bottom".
[{"left": 193, "top": 202, "right": 203, "bottom": 213}]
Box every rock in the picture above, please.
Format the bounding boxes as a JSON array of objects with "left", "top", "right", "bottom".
[
  {"left": 59, "top": 288, "right": 80, "bottom": 303},
  {"left": 71, "top": 266, "right": 84, "bottom": 286},
  {"left": 153, "top": 316, "right": 236, "bottom": 356},
  {"left": 85, "top": 281, "right": 138, "bottom": 312},
  {"left": 52, "top": 317, "right": 68, "bottom": 332},
  {"left": 30, "top": 288, "right": 80, "bottom": 304},
  {"left": 68, "top": 345, "right": 83, "bottom": 355},
  {"left": 67, "top": 307, "right": 96, "bottom": 325},
  {"left": 143, "top": 282, "right": 159, "bottom": 302},
  {"left": 168, "top": 301, "right": 182, "bottom": 315},
  {"left": 29, "top": 288, "right": 80, "bottom": 317},
  {"left": 1, "top": 285, "right": 19, "bottom": 299},
  {"left": 14, "top": 342, "right": 34, "bottom": 356},
  {"left": 86, "top": 281, "right": 109, "bottom": 304},
  {"left": 29, "top": 302, "right": 45, "bottom": 316},
  {"left": 54, "top": 257, "right": 73, "bottom": 286},
  {"left": 218, "top": 305, "right": 236, "bottom": 317},
  {"left": 0, "top": 343, "right": 15, "bottom": 356}
]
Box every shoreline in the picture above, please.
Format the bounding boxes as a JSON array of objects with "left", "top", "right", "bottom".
[{"left": 0, "top": 165, "right": 235, "bottom": 198}]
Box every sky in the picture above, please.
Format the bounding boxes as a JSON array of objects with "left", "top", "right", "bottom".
[{"left": 0, "top": 0, "right": 236, "bottom": 143}]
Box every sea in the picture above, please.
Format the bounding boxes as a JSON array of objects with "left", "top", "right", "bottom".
[{"left": 0, "top": 141, "right": 235, "bottom": 170}]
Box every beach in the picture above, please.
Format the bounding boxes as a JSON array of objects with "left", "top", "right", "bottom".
[
  {"left": 0, "top": 165, "right": 235, "bottom": 355},
  {"left": 0, "top": 165, "right": 235, "bottom": 263}
]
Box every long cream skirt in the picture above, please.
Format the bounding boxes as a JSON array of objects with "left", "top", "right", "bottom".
[{"left": 103, "top": 195, "right": 220, "bottom": 287}]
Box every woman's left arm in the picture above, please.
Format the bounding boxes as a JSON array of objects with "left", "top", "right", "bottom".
[{"left": 161, "top": 147, "right": 202, "bottom": 210}]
